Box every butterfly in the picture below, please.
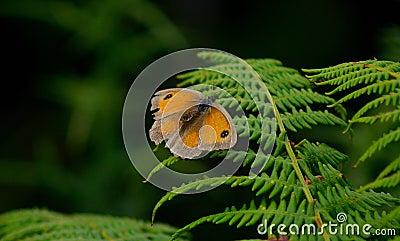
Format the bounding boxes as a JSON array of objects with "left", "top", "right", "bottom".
[{"left": 149, "top": 88, "right": 237, "bottom": 159}]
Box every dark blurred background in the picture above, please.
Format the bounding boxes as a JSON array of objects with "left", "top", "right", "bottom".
[{"left": 1, "top": 0, "right": 399, "bottom": 240}]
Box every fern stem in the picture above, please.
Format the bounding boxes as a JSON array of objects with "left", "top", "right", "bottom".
[
  {"left": 242, "top": 59, "right": 331, "bottom": 241},
  {"left": 243, "top": 59, "right": 313, "bottom": 202}
]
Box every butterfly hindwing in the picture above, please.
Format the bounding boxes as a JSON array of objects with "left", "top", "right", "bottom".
[{"left": 199, "top": 104, "right": 236, "bottom": 151}]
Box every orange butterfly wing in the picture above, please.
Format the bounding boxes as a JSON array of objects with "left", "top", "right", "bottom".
[
  {"left": 199, "top": 104, "right": 236, "bottom": 150},
  {"left": 180, "top": 117, "right": 203, "bottom": 148},
  {"left": 151, "top": 88, "right": 203, "bottom": 120},
  {"left": 149, "top": 88, "right": 203, "bottom": 145}
]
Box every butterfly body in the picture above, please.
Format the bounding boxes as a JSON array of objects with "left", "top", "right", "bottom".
[{"left": 149, "top": 88, "right": 237, "bottom": 159}]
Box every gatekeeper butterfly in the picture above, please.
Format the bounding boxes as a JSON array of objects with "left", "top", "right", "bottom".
[{"left": 149, "top": 88, "right": 237, "bottom": 159}]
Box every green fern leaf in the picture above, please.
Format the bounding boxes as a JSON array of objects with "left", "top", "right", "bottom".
[
  {"left": 382, "top": 206, "right": 400, "bottom": 225},
  {"left": 304, "top": 60, "right": 400, "bottom": 88},
  {"left": 0, "top": 209, "right": 189, "bottom": 241},
  {"left": 144, "top": 156, "right": 181, "bottom": 182},
  {"left": 282, "top": 107, "right": 346, "bottom": 132},
  {"left": 350, "top": 107, "right": 400, "bottom": 124},
  {"left": 296, "top": 141, "right": 348, "bottom": 169},
  {"left": 376, "top": 155, "right": 400, "bottom": 180},
  {"left": 274, "top": 88, "right": 336, "bottom": 112},
  {"left": 305, "top": 59, "right": 400, "bottom": 194},
  {"left": 359, "top": 171, "right": 400, "bottom": 191},
  {"left": 358, "top": 126, "right": 400, "bottom": 164},
  {"left": 351, "top": 90, "right": 400, "bottom": 121},
  {"left": 169, "top": 197, "right": 313, "bottom": 241}
]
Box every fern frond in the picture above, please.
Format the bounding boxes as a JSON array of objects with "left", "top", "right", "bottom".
[
  {"left": 282, "top": 107, "right": 346, "bottom": 132},
  {"left": 296, "top": 141, "right": 348, "bottom": 169},
  {"left": 357, "top": 126, "right": 400, "bottom": 165},
  {"left": 332, "top": 79, "right": 400, "bottom": 104},
  {"left": 350, "top": 107, "right": 400, "bottom": 124},
  {"left": 169, "top": 197, "right": 313, "bottom": 241},
  {"left": 351, "top": 90, "right": 400, "bottom": 121},
  {"left": 245, "top": 58, "right": 283, "bottom": 69},
  {"left": 151, "top": 176, "right": 229, "bottom": 224},
  {"left": 256, "top": 68, "right": 311, "bottom": 93},
  {"left": 309, "top": 163, "right": 348, "bottom": 192},
  {"left": 357, "top": 156, "right": 400, "bottom": 191},
  {"left": 0, "top": 209, "right": 189, "bottom": 241},
  {"left": 274, "top": 88, "right": 337, "bottom": 112},
  {"left": 317, "top": 185, "right": 397, "bottom": 215},
  {"left": 304, "top": 60, "right": 400, "bottom": 88},
  {"left": 323, "top": 72, "right": 398, "bottom": 95},
  {"left": 198, "top": 51, "right": 253, "bottom": 64},
  {"left": 376, "top": 155, "right": 400, "bottom": 180},
  {"left": 382, "top": 206, "right": 400, "bottom": 225},
  {"left": 305, "top": 60, "right": 400, "bottom": 194},
  {"left": 151, "top": 161, "right": 302, "bottom": 223},
  {"left": 144, "top": 156, "right": 181, "bottom": 182},
  {"left": 358, "top": 171, "right": 400, "bottom": 191},
  {"left": 304, "top": 60, "right": 400, "bottom": 120}
]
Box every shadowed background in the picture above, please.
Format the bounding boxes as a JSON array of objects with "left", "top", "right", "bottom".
[{"left": 0, "top": 0, "right": 399, "bottom": 240}]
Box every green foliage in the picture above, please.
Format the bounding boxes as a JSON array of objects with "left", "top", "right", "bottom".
[
  {"left": 148, "top": 52, "right": 400, "bottom": 240},
  {"left": 2, "top": 52, "right": 397, "bottom": 240},
  {"left": 304, "top": 60, "right": 400, "bottom": 190},
  {"left": 1, "top": 1, "right": 399, "bottom": 241},
  {"left": 0, "top": 209, "right": 189, "bottom": 241}
]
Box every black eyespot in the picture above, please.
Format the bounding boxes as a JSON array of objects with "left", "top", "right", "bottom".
[
  {"left": 164, "top": 93, "right": 173, "bottom": 100},
  {"left": 221, "top": 130, "right": 229, "bottom": 138}
]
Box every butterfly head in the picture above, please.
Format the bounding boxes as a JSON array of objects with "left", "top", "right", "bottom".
[{"left": 197, "top": 98, "right": 214, "bottom": 113}]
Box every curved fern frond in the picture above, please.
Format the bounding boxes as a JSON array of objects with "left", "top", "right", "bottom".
[
  {"left": 169, "top": 197, "right": 314, "bottom": 241},
  {"left": 381, "top": 206, "right": 400, "bottom": 226},
  {"left": 359, "top": 171, "right": 400, "bottom": 191},
  {"left": 328, "top": 79, "right": 400, "bottom": 105},
  {"left": 304, "top": 60, "right": 400, "bottom": 193},
  {"left": 296, "top": 141, "right": 348, "bottom": 169},
  {"left": 274, "top": 88, "right": 336, "bottom": 112},
  {"left": 358, "top": 156, "right": 400, "bottom": 191},
  {"left": 351, "top": 90, "right": 400, "bottom": 121},
  {"left": 357, "top": 126, "right": 400, "bottom": 165},
  {"left": 317, "top": 185, "right": 397, "bottom": 215},
  {"left": 304, "top": 60, "right": 400, "bottom": 125},
  {"left": 282, "top": 107, "right": 346, "bottom": 132},
  {"left": 198, "top": 51, "right": 246, "bottom": 64},
  {"left": 144, "top": 156, "right": 181, "bottom": 182},
  {"left": 376, "top": 155, "right": 400, "bottom": 180},
  {"left": 304, "top": 60, "right": 400, "bottom": 88},
  {"left": 350, "top": 107, "right": 400, "bottom": 124}
]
